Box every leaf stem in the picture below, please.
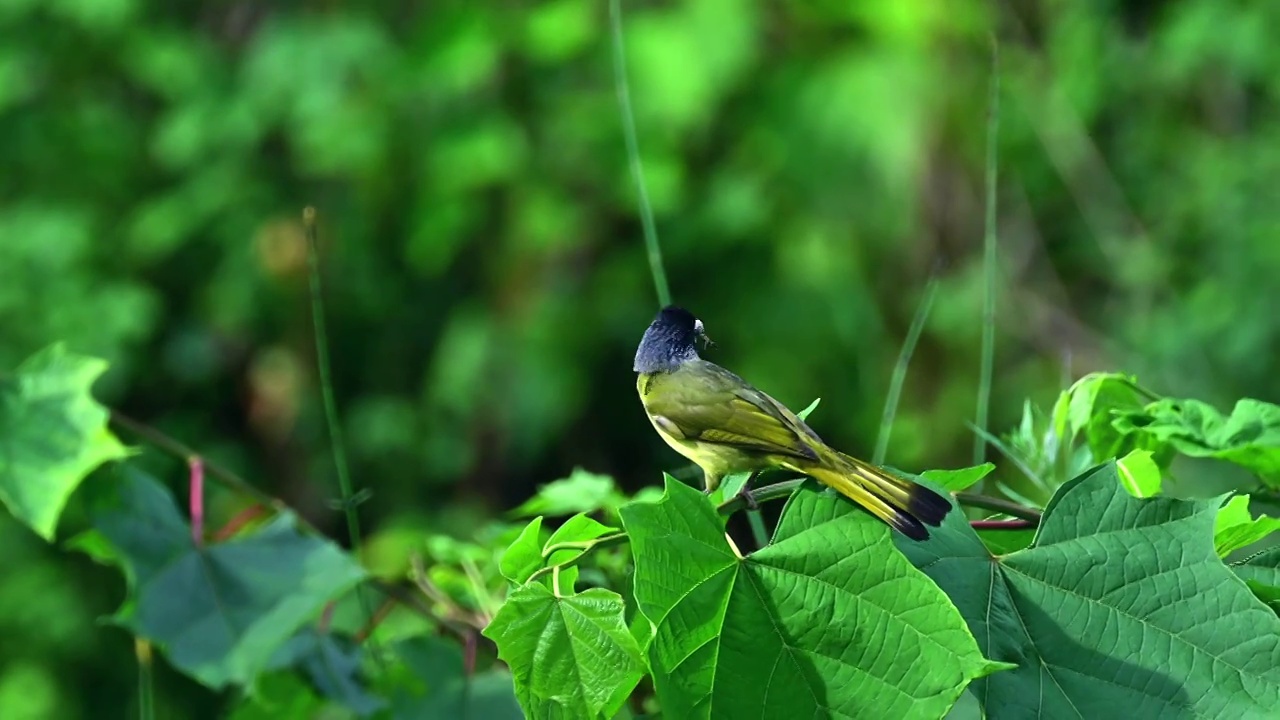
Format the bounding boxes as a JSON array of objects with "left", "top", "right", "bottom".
[
  {"left": 609, "top": 0, "right": 670, "bottom": 306},
  {"left": 526, "top": 532, "right": 630, "bottom": 587},
  {"left": 188, "top": 456, "right": 204, "bottom": 546},
  {"left": 973, "top": 34, "right": 1001, "bottom": 469},
  {"left": 955, "top": 491, "right": 1041, "bottom": 522},
  {"left": 875, "top": 273, "right": 940, "bottom": 465},
  {"left": 745, "top": 511, "right": 770, "bottom": 550}
]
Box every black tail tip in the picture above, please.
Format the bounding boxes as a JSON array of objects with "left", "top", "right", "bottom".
[{"left": 893, "top": 485, "right": 954, "bottom": 541}]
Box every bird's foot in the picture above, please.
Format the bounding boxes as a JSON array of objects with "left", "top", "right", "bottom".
[{"left": 734, "top": 487, "right": 759, "bottom": 511}]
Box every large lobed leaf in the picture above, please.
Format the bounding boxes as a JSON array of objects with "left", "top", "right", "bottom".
[
  {"left": 483, "top": 583, "right": 645, "bottom": 719},
  {"left": 898, "top": 462, "right": 1280, "bottom": 718},
  {"left": 79, "top": 466, "right": 366, "bottom": 689},
  {"left": 0, "top": 345, "right": 128, "bottom": 539},
  {"left": 620, "top": 478, "right": 1004, "bottom": 719}
]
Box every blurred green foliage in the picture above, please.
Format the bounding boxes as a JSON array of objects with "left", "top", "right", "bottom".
[{"left": 3, "top": 0, "right": 1280, "bottom": 716}]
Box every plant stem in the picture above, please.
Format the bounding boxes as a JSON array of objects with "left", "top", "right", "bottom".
[
  {"left": 609, "top": 0, "right": 670, "bottom": 306},
  {"left": 874, "top": 273, "right": 940, "bottom": 465},
  {"left": 973, "top": 34, "right": 1001, "bottom": 469},
  {"left": 955, "top": 491, "right": 1041, "bottom": 522},
  {"left": 303, "top": 208, "right": 378, "bottom": 650},
  {"left": 745, "top": 511, "right": 770, "bottom": 549},
  {"left": 303, "top": 208, "right": 365, "bottom": 555},
  {"left": 136, "top": 639, "right": 154, "bottom": 720},
  {"left": 188, "top": 456, "right": 204, "bottom": 545},
  {"left": 110, "top": 410, "right": 287, "bottom": 513},
  {"left": 717, "top": 479, "right": 805, "bottom": 515},
  {"left": 970, "top": 519, "right": 1037, "bottom": 530}
]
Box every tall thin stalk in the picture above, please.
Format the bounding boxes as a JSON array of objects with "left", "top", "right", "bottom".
[
  {"left": 874, "top": 275, "right": 940, "bottom": 465},
  {"left": 302, "top": 208, "right": 376, "bottom": 640},
  {"left": 609, "top": 0, "right": 670, "bottom": 307},
  {"left": 973, "top": 36, "right": 1001, "bottom": 468}
]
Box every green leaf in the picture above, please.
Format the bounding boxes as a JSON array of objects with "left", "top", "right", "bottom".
[
  {"left": 81, "top": 466, "right": 366, "bottom": 689},
  {"left": 1064, "top": 372, "right": 1148, "bottom": 459},
  {"left": 509, "top": 468, "right": 624, "bottom": 518},
  {"left": 381, "top": 636, "right": 522, "bottom": 720},
  {"left": 498, "top": 516, "right": 544, "bottom": 584},
  {"left": 898, "top": 462, "right": 1280, "bottom": 718},
  {"left": 1232, "top": 547, "right": 1280, "bottom": 612},
  {"left": 708, "top": 471, "right": 752, "bottom": 505},
  {"left": 265, "top": 629, "right": 382, "bottom": 716},
  {"left": 620, "top": 477, "right": 1004, "bottom": 719},
  {"left": 227, "top": 673, "right": 332, "bottom": 720},
  {"left": 483, "top": 584, "right": 644, "bottom": 719},
  {"left": 0, "top": 345, "right": 128, "bottom": 539},
  {"left": 921, "top": 463, "right": 995, "bottom": 492},
  {"left": 1215, "top": 496, "right": 1280, "bottom": 557},
  {"left": 796, "top": 396, "right": 820, "bottom": 420},
  {"left": 543, "top": 513, "right": 618, "bottom": 567},
  {"left": 1117, "top": 448, "right": 1162, "bottom": 498},
  {"left": 1117, "top": 398, "right": 1280, "bottom": 486},
  {"left": 975, "top": 528, "right": 1035, "bottom": 556}
]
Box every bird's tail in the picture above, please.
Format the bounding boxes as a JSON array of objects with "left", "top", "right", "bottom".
[{"left": 791, "top": 453, "right": 952, "bottom": 541}]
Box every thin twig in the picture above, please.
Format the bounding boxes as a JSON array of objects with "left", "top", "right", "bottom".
[
  {"left": 188, "top": 456, "right": 204, "bottom": 545},
  {"left": 955, "top": 491, "right": 1041, "bottom": 522},
  {"left": 970, "top": 519, "right": 1037, "bottom": 530},
  {"left": 716, "top": 479, "right": 805, "bottom": 515},
  {"left": 609, "top": 0, "right": 670, "bottom": 306},
  {"left": 303, "top": 207, "right": 377, "bottom": 652}
]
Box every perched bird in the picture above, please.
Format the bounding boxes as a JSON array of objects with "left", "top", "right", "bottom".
[{"left": 633, "top": 305, "right": 951, "bottom": 540}]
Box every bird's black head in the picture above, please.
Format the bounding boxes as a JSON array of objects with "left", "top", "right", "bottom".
[{"left": 633, "top": 305, "right": 708, "bottom": 373}]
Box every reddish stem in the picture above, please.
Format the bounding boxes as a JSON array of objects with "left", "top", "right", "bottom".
[
  {"left": 464, "top": 629, "right": 477, "bottom": 677},
  {"left": 355, "top": 597, "right": 397, "bottom": 644},
  {"left": 319, "top": 601, "right": 336, "bottom": 633},
  {"left": 212, "top": 504, "right": 267, "bottom": 542},
  {"left": 970, "top": 519, "right": 1036, "bottom": 530},
  {"left": 188, "top": 456, "right": 205, "bottom": 546}
]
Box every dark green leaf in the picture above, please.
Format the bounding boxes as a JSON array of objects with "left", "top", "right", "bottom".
[
  {"left": 483, "top": 584, "right": 644, "bottom": 719},
  {"left": 266, "top": 629, "right": 383, "bottom": 716},
  {"left": 621, "top": 477, "right": 1004, "bottom": 719},
  {"left": 381, "top": 636, "right": 522, "bottom": 720},
  {"left": 899, "top": 462, "right": 1280, "bottom": 718},
  {"left": 921, "top": 463, "right": 995, "bottom": 492},
  {"left": 0, "top": 345, "right": 128, "bottom": 539},
  {"left": 1233, "top": 547, "right": 1280, "bottom": 611},
  {"left": 81, "top": 467, "right": 366, "bottom": 689}
]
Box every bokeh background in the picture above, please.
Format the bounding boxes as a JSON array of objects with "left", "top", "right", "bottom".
[{"left": 4, "top": 0, "right": 1280, "bottom": 717}]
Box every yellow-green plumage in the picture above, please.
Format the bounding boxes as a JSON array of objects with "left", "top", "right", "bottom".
[{"left": 634, "top": 306, "right": 951, "bottom": 540}]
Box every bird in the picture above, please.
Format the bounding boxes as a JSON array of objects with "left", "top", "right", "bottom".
[{"left": 633, "top": 305, "right": 952, "bottom": 540}]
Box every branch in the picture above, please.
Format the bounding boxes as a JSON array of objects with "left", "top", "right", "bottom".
[
  {"left": 955, "top": 492, "right": 1042, "bottom": 522},
  {"left": 970, "top": 519, "right": 1037, "bottom": 531},
  {"left": 716, "top": 479, "right": 805, "bottom": 515}
]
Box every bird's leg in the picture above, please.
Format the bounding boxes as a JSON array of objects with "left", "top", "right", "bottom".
[{"left": 732, "top": 471, "right": 763, "bottom": 510}]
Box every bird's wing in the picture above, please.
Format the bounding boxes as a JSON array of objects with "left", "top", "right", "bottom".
[{"left": 643, "top": 360, "right": 821, "bottom": 461}]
